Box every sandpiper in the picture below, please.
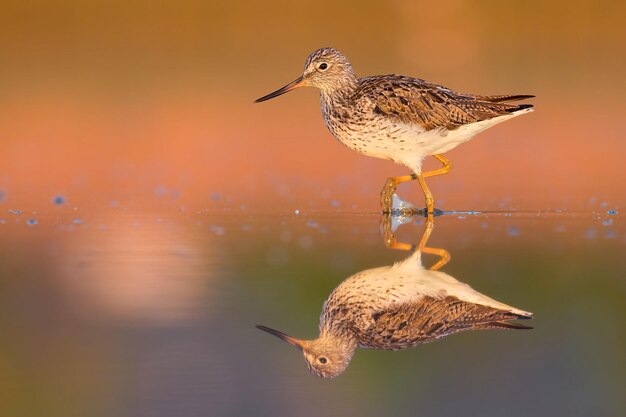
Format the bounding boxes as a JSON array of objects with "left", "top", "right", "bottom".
[
  {"left": 255, "top": 48, "right": 534, "bottom": 214},
  {"left": 256, "top": 217, "right": 532, "bottom": 378}
]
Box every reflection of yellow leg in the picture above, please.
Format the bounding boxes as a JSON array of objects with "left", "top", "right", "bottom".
[
  {"left": 417, "top": 216, "right": 451, "bottom": 270},
  {"left": 381, "top": 214, "right": 415, "bottom": 251},
  {"left": 380, "top": 174, "right": 417, "bottom": 213},
  {"left": 381, "top": 214, "right": 450, "bottom": 270},
  {"left": 422, "top": 247, "right": 451, "bottom": 271},
  {"left": 416, "top": 215, "right": 434, "bottom": 250}
]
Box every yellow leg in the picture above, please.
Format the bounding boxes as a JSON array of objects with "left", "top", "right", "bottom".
[
  {"left": 416, "top": 154, "right": 452, "bottom": 214},
  {"left": 380, "top": 174, "right": 417, "bottom": 213},
  {"left": 415, "top": 173, "right": 435, "bottom": 215},
  {"left": 423, "top": 154, "right": 452, "bottom": 178},
  {"left": 381, "top": 155, "right": 452, "bottom": 214}
]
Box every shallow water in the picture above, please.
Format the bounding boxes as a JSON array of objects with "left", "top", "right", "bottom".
[{"left": 1, "top": 205, "right": 624, "bottom": 417}]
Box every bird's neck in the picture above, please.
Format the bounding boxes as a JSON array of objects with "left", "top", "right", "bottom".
[
  {"left": 319, "top": 325, "right": 358, "bottom": 351},
  {"left": 320, "top": 75, "right": 358, "bottom": 104}
]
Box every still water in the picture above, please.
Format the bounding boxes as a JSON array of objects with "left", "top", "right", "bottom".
[{"left": 1, "top": 206, "right": 624, "bottom": 417}]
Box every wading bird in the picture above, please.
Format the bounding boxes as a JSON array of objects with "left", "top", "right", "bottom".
[{"left": 255, "top": 48, "right": 533, "bottom": 214}]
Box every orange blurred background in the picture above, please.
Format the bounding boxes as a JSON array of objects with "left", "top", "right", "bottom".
[
  {"left": 1, "top": 0, "right": 624, "bottom": 213},
  {"left": 1, "top": 4, "right": 625, "bottom": 416}
]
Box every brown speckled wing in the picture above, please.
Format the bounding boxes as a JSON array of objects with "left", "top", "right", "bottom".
[
  {"left": 357, "top": 75, "right": 532, "bottom": 131},
  {"left": 356, "top": 295, "right": 527, "bottom": 350}
]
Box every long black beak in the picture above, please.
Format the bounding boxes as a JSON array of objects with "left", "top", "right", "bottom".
[
  {"left": 254, "top": 76, "right": 304, "bottom": 103},
  {"left": 256, "top": 324, "right": 306, "bottom": 350}
]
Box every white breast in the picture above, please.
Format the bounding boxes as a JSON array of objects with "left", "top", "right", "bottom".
[
  {"left": 323, "top": 250, "right": 531, "bottom": 317},
  {"left": 323, "top": 107, "right": 534, "bottom": 174}
]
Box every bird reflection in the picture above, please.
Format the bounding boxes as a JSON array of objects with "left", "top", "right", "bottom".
[{"left": 257, "top": 215, "right": 532, "bottom": 379}]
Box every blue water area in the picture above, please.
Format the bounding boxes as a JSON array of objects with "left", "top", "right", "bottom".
[{"left": 0, "top": 211, "right": 624, "bottom": 417}]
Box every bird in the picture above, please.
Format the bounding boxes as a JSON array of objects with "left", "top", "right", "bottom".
[
  {"left": 255, "top": 47, "right": 534, "bottom": 214},
  {"left": 256, "top": 218, "right": 532, "bottom": 378}
]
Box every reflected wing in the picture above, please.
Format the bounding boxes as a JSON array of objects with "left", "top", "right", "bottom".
[
  {"left": 358, "top": 75, "right": 533, "bottom": 131},
  {"left": 357, "top": 295, "right": 531, "bottom": 350}
]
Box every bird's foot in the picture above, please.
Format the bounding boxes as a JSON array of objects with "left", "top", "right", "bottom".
[
  {"left": 380, "top": 180, "right": 398, "bottom": 214},
  {"left": 414, "top": 207, "right": 445, "bottom": 217}
]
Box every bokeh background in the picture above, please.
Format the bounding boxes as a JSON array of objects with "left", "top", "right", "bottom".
[
  {"left": 1, "top": 1, "right": 625, "bottom": 417},
  {"left": 2, "top": 0, "right": 625, "bottom": 211}
]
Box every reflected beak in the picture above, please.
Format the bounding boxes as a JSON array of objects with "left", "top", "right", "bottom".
[
  {"left": 256, "top": 324, "right": 306, "bottom": 350},
  {"left": 254, "top": 76, "right": 304, "bottom": 103}
]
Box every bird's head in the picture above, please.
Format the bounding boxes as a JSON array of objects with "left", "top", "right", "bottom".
[
  {"left": 254, "top": 47, "right": 357, "bottom": 103},
  {"left": 256, "top": 324, "right": 356, "bottom": 378}
]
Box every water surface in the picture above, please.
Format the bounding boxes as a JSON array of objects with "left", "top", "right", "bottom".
[{"left": 1, "top": 207, "right": 624, "bottom": 417}]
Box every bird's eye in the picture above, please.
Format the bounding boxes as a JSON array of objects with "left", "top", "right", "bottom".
[
  {"left": 318, "top": 356, "right": 328, "bottom": 364},
  {"left": 318, "top": 63, "right": 328, "bottom": 71}
]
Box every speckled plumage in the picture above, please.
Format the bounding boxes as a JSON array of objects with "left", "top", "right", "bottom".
[
  {"left": 324, "top": 81, "right": 530, "bottom": 169},
  {"left": 319, "top": 249, "right": 532, "bottom": 350},
  {"left": 257, "top": 248, "right": 532, "bottom": 378},
  {"left": 255, "top": 47, "right": 534, "bottom": 212}
]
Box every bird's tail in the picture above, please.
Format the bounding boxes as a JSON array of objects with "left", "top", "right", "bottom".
[
  {"left": 506, "top": 103, "right": 534, "bottom": 113},
  {"left": 475, "top": 94, "right": 535, "bottom": 114},
  {"left": 475, "top": 320, "right": 533, "bottom": 330},
  {"left": 476, "top": 94, "right": 535, "bottom": 103}
]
